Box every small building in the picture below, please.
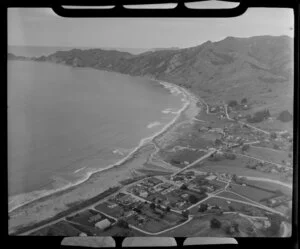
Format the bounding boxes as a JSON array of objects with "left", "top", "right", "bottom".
[
  {"left": 154, "top": 208, "right": 165, "bottom": 215},
  {"left": 95, "top": 219, "right": 111, "bottom": 230},
  {"left": 79, "top": 232, "right": 88, "bottom": 237},
  {"left": 108, "top": 203, "right": 118, "bottom": 209},
  {"left": 181, "top": 193, "right": 189, "bottom": 199},
  {"left": 139, "top": 190, "right": 149, "bottom": 198},
  {"left": 205, "top": 175, "right": 217, "bottom": 181},
  {"left": 88, "top": 213, "right": 102, "bottom": 223}
]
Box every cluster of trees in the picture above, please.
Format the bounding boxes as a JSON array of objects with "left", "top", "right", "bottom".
[
  {"left": 198, "top": 203, "right": 208, "bottom": 212},
  {"left": 210, "top": 218, "right": 222, "bottom": 229},
  {"left": 228, "top": 98, "right": 247, "bottom": 108},
  {"left": 225, "top": 222, "right": 240, "bottom": 236},
  {"left": 241, "top": 144, "right": 250, "bottom": 153},
  {"left": 224, "top": 153, "right": 237, "bottom": 160},
  {"left": 277, "top": 110, "right": 293, "bottom": 122},
  {"left": 228, "top": 100, "right": 238, "bottom": 108},
  {"left": 247, "top": 109, "right": 270, "bottom": 123},
  {"left": 182, "top": 209, "right": 190, "bottom": 218}
]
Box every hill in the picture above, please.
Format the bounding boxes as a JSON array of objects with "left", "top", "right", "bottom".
[{"left": 8, "top": 35, "right": 293, "bottom": 120}]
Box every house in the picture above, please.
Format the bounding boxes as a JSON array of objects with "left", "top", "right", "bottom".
[
  {"left": 154, "top": 208, "right": 165, "bottom": 215},
  {"left": 163, "top": 200, "right": 170, "bottom": 206},
  {"left": 139, "top": 190, "right": 149, "bottom": 198},
  {"left": 205, "top": 175, "right": 217, "bottom": 181},
  {"left": 177, "top": 201, "right": 186, "bottom": 208},
  {"left": 124, "top": 210, "right": 136, "bottom": 217},
  {"left": 88, "top": 213, "right": 102, "bottom": 223},
  {"left": 95, "top": 219, "right": 111, "bottom": 230},
  {"left": 108, "top": 203, "right": 118, "bottom": 209}
]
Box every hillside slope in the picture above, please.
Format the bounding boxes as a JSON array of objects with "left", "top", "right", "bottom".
[{"left": 9, "top": 35, "right": 294, "bottom": 117}]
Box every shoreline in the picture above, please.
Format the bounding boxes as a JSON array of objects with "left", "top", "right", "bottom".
[{"left": 8, "top": 79, "right": 197, "bottom": 214}]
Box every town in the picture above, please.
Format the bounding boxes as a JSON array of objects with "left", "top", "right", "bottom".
[{"left": 23, "top": 97, "right": 293, "bottom": 237}]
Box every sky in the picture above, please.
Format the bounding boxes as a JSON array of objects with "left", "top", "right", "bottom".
[{"left": 8, "top": 2, "right": 294, "bottom": 49}]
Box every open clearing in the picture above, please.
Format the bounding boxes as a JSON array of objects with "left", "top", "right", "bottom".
[{"left": 229, "top": 184, "right": 276, "bottom": 202}]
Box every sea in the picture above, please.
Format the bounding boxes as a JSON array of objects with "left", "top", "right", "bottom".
[{"left": 7, "top": 46, "right": 187, "bottom": 211}]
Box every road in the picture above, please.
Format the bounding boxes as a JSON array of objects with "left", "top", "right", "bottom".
[
  {"left": 171, "top": 149, "right": 217, "bottom": 178},
  {"left": 224, "top": 104, "right": 270, "bottom": 135},
  {"left": 17, "top": 176, "right": 152, "bottom": 235}
]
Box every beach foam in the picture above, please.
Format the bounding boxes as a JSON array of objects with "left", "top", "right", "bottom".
[
  {"left": 74, "top": 166, "right": 87, "bottom": 174},
  {"left": 9, "top": 80, "right": 196, "bottom": 213},
  {"left": 147, "top": 121, "right": 161, "bottom": 129}
]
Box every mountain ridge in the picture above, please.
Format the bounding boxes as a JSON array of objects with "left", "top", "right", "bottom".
[{"left": 8, "top": 35, "right": 293, "bottom": 116}]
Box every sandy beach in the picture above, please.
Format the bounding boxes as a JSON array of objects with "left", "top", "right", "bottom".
[{"left": 8, "top": 81, "right": 200, "bottom": 234}]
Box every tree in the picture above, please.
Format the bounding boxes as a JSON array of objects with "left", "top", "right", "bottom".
[
  {"left": 150, "top": 202, "right": 156, "bottom": 210},
  {"left": 241, "top": 144, "right": 250, "bottom": 152},
  {"left": 166, "top": 206, "right": 171, "bottom": 212},
  {"left": 288, "top": 153, "right": 292, "bottom": 158},
  {"left": 241, "top": 98, "right": 248, "bottom": 104},
  {"left": 228, "top": 205, "right": 235, "bottom": 212},
  {"left": 225, "top": 153, "right": 236, "bottom": 160},
  {"left": 188, "top": 194, "right": 199, "bottom": 204},
  {"left": 273, "top": 144, "right": 280, "bottom": 150},
  {"left": 277, "top": 110, "right": 293, "bottom": 122},
  {"left": 117, "top": 219, "right": 129, "bottom": 229},
  {"left": 215, "top": 138, "right": 223, "bottom": 146},
  {"left": 228, "top": 100, "right": 238, "bottom": 108},
  {"left": 182, "top": 209, "right": 190, "bottom": 218},
  {"left": 270, "top": 132, "right": 277, "bottom": 139},
  {"left": 180, "top": 184, "right": 188, "bottom": 190},
  {"left": 198, "top": 203, "right": 208, "bottom": 212},
  {"left": 210, "top": 218, "right": 221, "bottom": 229}
]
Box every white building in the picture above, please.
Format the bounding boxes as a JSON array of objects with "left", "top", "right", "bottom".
[
  {"left": 139, "top": 190, "right": 149, "bottom": 198},
  {"left": 95, "top": 219, "right": 111, "bottom": 231},
  {"left": 205, "top": 175, "right": 217, "bottom": 181}
]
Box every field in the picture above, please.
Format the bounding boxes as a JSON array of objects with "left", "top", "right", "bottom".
[
  {"left": 216, "top": 191, "right": 256, "bottom": 202},
  {"left": 162, "top": 212, "right": 256, "bottom": 237},
  {"left": 242, "top": 179, "right": 292, "bottom": 196},
  {"left": 30, "top": 221, "right": 82, "bottom": 236},
  {"left": 195, "top": 109, "right": 234, "bottom": 128},
  {"left": 229, "top": 184, "right": 276, "bottom": 202},
  {"left": 94, "top": 202, "right": 125, "bottom": 218},
  {"left": 245, "top": 146, "right": 291, "bottom": 165},
  {"left": 162, "top": 148, "right": 207, "bottom": 167},
  {"left": 194, "top": 158, "right": 288, "bottom": 182},
  {"left": 66, "top": 209, "right": 110, "bottom": 227},
  {"left": 209, "top": 179, "right": 228, "bottom": 189}
]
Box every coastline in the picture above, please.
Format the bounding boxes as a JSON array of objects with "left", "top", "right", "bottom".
[{"left": 8, "top": 78, "right": 200, "bottom": 233}]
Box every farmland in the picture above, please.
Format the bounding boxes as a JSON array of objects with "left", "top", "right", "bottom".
[{"left": 229, "top": 184, "right": 276, "bottom": 202}]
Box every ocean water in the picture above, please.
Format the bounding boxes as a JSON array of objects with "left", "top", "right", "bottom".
[{"left": 7, "top": 60, "right": 186, "bottom": 210}]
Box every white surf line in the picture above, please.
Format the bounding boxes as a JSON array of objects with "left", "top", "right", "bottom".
[
  {"left": 74, "top": 166, "right": 86, "bottom": 174},
  {"left": 16, "top": 176, "right": 152, "bottom": 235},
  {"left": 9, "top": 82, "right": 193, "bottom": 214}
]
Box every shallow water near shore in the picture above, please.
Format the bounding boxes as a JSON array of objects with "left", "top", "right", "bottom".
[{"left": 8, "top": 60, "right": 187, "bottom": 211}]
